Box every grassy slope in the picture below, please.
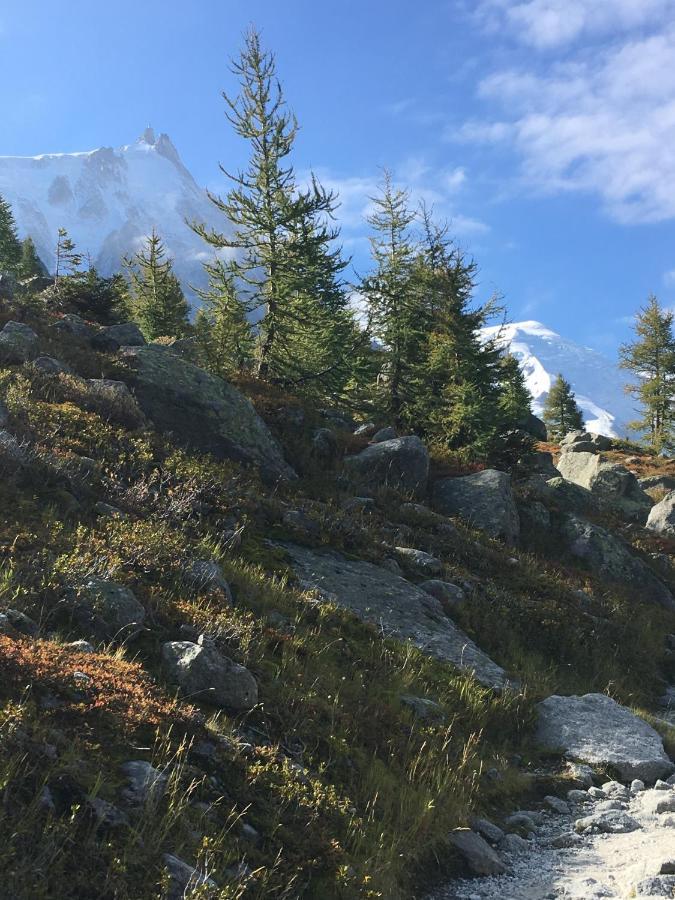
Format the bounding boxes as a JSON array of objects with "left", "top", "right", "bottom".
[{"left": 0, "top": 303, "right": 673, "bottom": 899}]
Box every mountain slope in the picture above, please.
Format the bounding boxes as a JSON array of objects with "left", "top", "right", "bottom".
[
  {"left": 0, "top": 128, "right": 225, "bottom": 294},
  {"left": 483, "top": 320, "right": 635, "bottom": 437}
]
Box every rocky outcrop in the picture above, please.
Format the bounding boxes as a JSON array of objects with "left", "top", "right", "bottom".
[
  {"left": 561, "top": 431, "right": 612, "bottom": 452},
  {"left": 281, "top": 542, "right": 510, "bottom": 690},
  {"left": 535, "top": 693, "right": 674, "bottom": 782},
  {"left": 123, "top": 345, "right": 295, "bottom": 481},
  {"left": 431, "top": 469, "right": 520, "bottom": 545},
  {"left": 100, "top": 322, "right": 146, "bottom": 347},
  {"left": 72, "top": 580, "right": 146, "bottom": 643},
  {"left": 640, "top": 474, "right": 675, "bottom": 495},
  {"left": 0, "top": 321, "right": 39, "bottom": 364},
  {"left": 343, "top": 436, "right": 429, "bottom": 499},
  {"left": 161, "top": 636, "right": 258, "bottom": 710},
  {"left": 518, "top": 412, "right": 547, "bottom": 441},
  {"left": 646, "top": 492, "right": 675, "bottom": 537},
  {"left": 560, "top": 514, "right": 674, "bottom": 609},
  {"left": 556, "top": 452, "right": 652, "bottom": 522}
]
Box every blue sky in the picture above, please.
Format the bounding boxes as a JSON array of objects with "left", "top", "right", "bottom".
[{"left": 2, "top": 0, "right": 675, "bottom": 353}]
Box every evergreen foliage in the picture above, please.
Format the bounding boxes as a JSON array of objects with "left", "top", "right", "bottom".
[
  {"left": 55, "top": 267, "right": 129, "bottom": 324},
  {"left": 0, "top": 195, "right": 22, "bottom": 274},
  {"left": 54, "top": 228, "right": 82, "bottom": 279},
  {"left": 125, "top": 229, "right": 190, "bottom": 340},
  {"left": 194, "top": 259, "right": 254, "bottom": 377},
  {"left": 192, "top": 28, "right": 356, "bottom": 388},
  {"left": 19, "top": 237, "right": 47, "bottom": 279},
  {"left": 542, "top": 374, "right": 584, "bottom": 440},
  {"left": 619, "top": 295, "right": 675, "bottom": 451}
]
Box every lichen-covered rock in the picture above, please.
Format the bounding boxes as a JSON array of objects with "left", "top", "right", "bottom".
[
  {"left": 574, "top": 809, "right": 641, "bottom": 834},
  {"left": 372, "top": 425, "right": 397, "bottom": 442},
  {"left": 343, "top": 436, "right": 429, "bottom": 499},
  {"left": 123, "top": 345, "right": 295, "bottom": 482},
  {"left": 281, "top": 542, "right": 511, "bottom": 690},
  {"left": 32, "top": 356, "right": 71, "bottom": 376},
  {"left": 0, "top": 321, "right": 39, "bottom": 364},
  {"left": 536, "top": 693, "right": 675, "bottom": 782},
  {"left": 51, "top": 314, "right": 94, "bottom": 340},
  {"left": 560, "top": 514, "right": 674, "bottom": 609},
  {"left": 419, "top": 579, "right": 466, "bottom": 611},
  {"left": 310, "top": 428, "right": 338, "bottom": 465},
  {"left": 119, "top": 760, "right": 167, "bottom": 805},
  {"left": 73, "top": 580, "right": 146, "bottom": 643},
  {"left": 100, "top": 322, "right": 146, "bottom": 347},
  {"left": 393, "top": 547, "right": 442, "bottom": 576},
  {"left": 432, "top": 469, "right": 520, "bottom": 545},
  {"left": 556, "top": 451, "right": 652, "bottom": 522},
  {"left": 640, "top": 474, "right": 675, "bottom": 494},
  {"left": 161, "top": 637, "right": 258, "bottom": 710},
  {"left": 184, "top": 560, "right": 233, "bottom": 603},
  {"left": 646, "top": 492, "right": 675, "bottom": 537},
  {"left": 448, "top": 829, "right": 507, "bottom": 876},
  {"left": 162, "top": 854, "right": 217, "bottom": 900}
]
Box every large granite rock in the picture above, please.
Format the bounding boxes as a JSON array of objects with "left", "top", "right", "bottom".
[
  {"left": 448, "top": 829, "right": 507, "bottom": 876},
  {"left": 161, "top": 637, "right": 258, "bottom": 710},
  {"left": 72, "top": 580, "right": 146, "bottom": 643},
  {"left": 521, "top": 474, "right": 598, "bottom": 515},
  {"left": 0, "top": 321, "right": 39, "bottom": 364},
  {"left": 640, "top": 474, "right": 675, "bottom": 495},
  {"left": 281, "top": 543, "right": 510, "bottom": 690},
  {"left": 536, "top": 693, "right": 674, "bottom": 782},
  {"left": 100, "top": 322, "right": 146, "bottom": 347},
  {"left": 646, "top": 492, "right": 675, "bottom": 537},
  {"left": 560, "top": 514, "right": 674, "bottom": 609},
  {"left": 343, "top": 436, "right": 429, "bottom": 499},
  {"left": 123, "top": 345, "right": 294, "bottom": 481},
  {"left": 556, "top": 452, "right": 652, "bottom": 522},
  {"left": 431, "top": 469, "right": 520, "bottom": 545}
]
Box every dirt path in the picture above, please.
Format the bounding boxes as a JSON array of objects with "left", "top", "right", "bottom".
[{"left": 429, "top": 784, "right": 675, "bottom": 899}]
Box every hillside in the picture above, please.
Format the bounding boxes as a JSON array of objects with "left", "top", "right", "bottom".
[{"left": 0, "top": 282, "right": 673, "bottom": 898}]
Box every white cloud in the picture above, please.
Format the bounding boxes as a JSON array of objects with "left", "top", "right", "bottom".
[
  {"left": 458, "top": 23, "right": 675, "bottom": 223},
  {"left": 477, "top": 0, "right": 675, "bottom": 48},
  {"left": 664, "top": 269, "right": 675, "bottom": 287}
]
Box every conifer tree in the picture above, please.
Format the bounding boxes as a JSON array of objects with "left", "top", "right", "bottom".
[
  {"left": 542, "top": 374, "right": 584, "bottom": 440},
  {"left": 19, "top": 237, "right": 47, "bottom": 279},
  {"left": 619, "top": 295, "right": 675, "bottom": 450},
  {"left": 498, "top": 353, "right": 532, "bottom": 425},
  {"left": 192, "top": 27, "right": 340, "bottom": 380},
  {"left": 0, "top": 195, "right": 22, "bottom": 274},
  {"left": 55, "top": 228, "right": 82, "bottom": 279},
  {"left": 194, "top": 259, "right": 254, "bottom": 377},
  {"left": 406, "top": 211, "right": 505, "bottom": 456},
  {"left": 125, "top": 230, "right": 190, "bottom": 340},
  {"left": 360, "top": 172, "right": 425, "bottom": 425}
]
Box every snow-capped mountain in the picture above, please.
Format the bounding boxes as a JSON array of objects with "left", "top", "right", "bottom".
[
  {"left": 483, "top": 320, "right": 635, "bottom": 437},
  {"left": 0, "top": 128, "right": 226, "bottom": 294}
]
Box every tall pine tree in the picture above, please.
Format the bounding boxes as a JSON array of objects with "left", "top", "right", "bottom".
[
  {"left": 192, "top": 28, "right": 344, "bottom": 381},
  {"left": 19, "top": 236, "right": 47, "bottom": 278},
  {"left": 0, "top": 196, "right": 22, "bottom": 274},
  {"left": 125, "top": 230, "right": 190, "bottom": 340},
  {"left": 542, "top": 374, "right": 584, "bottom": 440},
  {"left": 619, "top": 295, "right": 675, "bottom": 450},
  {"left": 360, "top": 172, "right": 426, "bottom": 426}
]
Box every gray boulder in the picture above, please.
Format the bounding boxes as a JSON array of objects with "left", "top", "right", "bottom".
[
  {"left": 343, "top": 436, "right": 429, "bottom": 499},
  {"left": 372, "top": 426, "right": 397, "bottom": 443},
  {"left": 184, "top": 560, "right": 232, "bottom": 603},
  {"left": 51, "top": 314, "right": 94, "bottom": 339},
  {"left": 574, "top": 809, "right": 641, "bottom": 834},
  {"left": 353, "top": 422, "right": 376, "bottom": 437},
  {"left": 310, "top": 428, "right": 338, "bottom": 465},
  {"left": 32, "top": 356, "right": 71, "bottom": 376},
  {"left": 120, "top": 760, "right": 167, "bottom": 805},
  {"left": 123, "top": 345, "right": 295, "bottom": 482},
  {"left": 162, "top": 854, "right": 217, "bottom": 900},
  {"left": 470, "top": 818, "right": 505, "bottom": 845},
  {"left": 637, "top": 876, "right": 675, "bottom": 896},
  {"left": 432, "top": 469, "right": 520, "bottom": 545},
  {"left": 281, "top": 542, "right": 510, "bottom": 690},
  {"left": 560, "top": 514, "right": 674, "bottom": 609},
  {"left": 647, "top": 491, "right": 675, "bottom": 537},
  {"left": 536, "top": 693, "right": 675, "bottom": 782},
  {"left": 393, "top": 547, "right": 442, "bottom": 576},
  {"left": 73, "top": 580, "right": 146, "bottom": 643},
  {"left": 0, "top": 321, "right": 39, "bottom": 364},
  {"left": 161, "top": 637, "right": 258, "bottom": 710},
  {"left": 518, "top": 412, "right": 547, "bottom": 441},
  {"left": 640, "top": 474, "right": 675, "bottom": 495},
  {"left": 400, "top": 694, "right": 445, "bottom": 722},
  {"left": 556, "top": 451, "right": 652, "bottom": 521},
  {"left": 448, "top": 829, "right": 507, "bottom": 876},
  {"left": 100, "top": 322, "right": 146, "bottom": 347},
  {"left": 419, "top": 579, "right": 466, "bottom": 611},
  {"left": 520, "top": 474, "right": 598, "bottom": 515}
]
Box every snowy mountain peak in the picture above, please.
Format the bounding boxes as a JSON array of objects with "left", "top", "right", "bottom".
[
  {"left": 483, "top": 320, "right": 634, "bottom": 437},
  {"left": 0, "top": 131, "right": 225, "bottom": 295}
]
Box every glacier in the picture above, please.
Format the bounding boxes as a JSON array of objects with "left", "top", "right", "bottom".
[
  {"left": 483, "top": 320, "right": 636, "bottom": 438},
  {"left": 0, "top": 128, "right": 227, "bottom": 296}
]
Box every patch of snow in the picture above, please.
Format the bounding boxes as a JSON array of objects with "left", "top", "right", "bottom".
[{"left": 483, "top": 321, "right": 635, "bottom": 438}]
